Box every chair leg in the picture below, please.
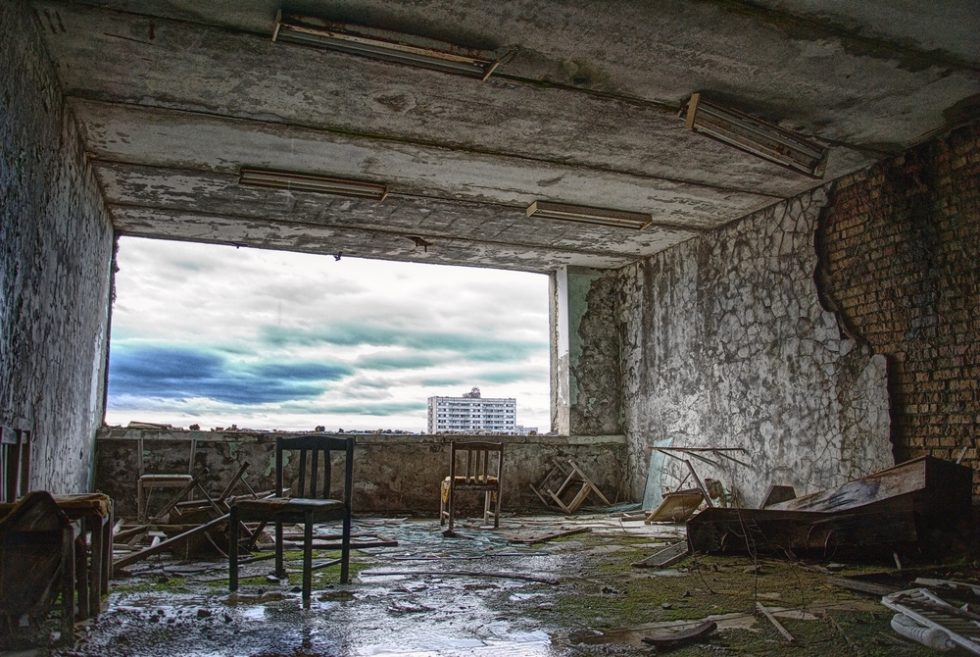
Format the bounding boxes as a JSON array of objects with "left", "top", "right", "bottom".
[
  {"left": 274, "top": 520, "right": 285, "bottom": 578},
  {"left": 229, "top": 506, "right": 239, "bottom": 593},
  {"left": 340, "top": 507, "right": 352, "bottom": 584},
  {"left": 447, "top": 481, "right": 455, "bottom": 533},
  {"left": 60, "top": 526, "right": 75, "bottom": 644},
  {"left": 494, "top": 487, "right": 501, "bottom": 529},
  {"left": 439, "top": 480, "right": 446, "bottom": 526},
  {"left": 302, "top": 511, "right": 313, "bottom": 608},
  {"left": 483, "top": 491, "right": 491, "bottom": 526}
]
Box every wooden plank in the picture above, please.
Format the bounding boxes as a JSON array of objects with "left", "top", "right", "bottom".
[
  {"left": 827, "top": 576, "right": 899, "bottom": 597},
  {"left": 505, "top": 527, "right": 591, "bottom": 545},
  {"left": 113, "top": 513, "right": 229, "bottom": 572},
  {"left": 756, "top": 602, "right": 796, "bottom": 644},
  {"left": 632, "top": 540, "right": 690, "bottom": 568}
]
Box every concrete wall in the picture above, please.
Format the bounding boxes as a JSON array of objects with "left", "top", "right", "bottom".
[
  {"left": 550, "top": 267, "right": 622, "bottom": 435},
  {"left": 0, "top": 2, "right": 114, "bottom": 493},
  {"left": 819, "top": 121, "right": 979, "bottom": 496},
  {"left": 95, "top": 429, "right": 628, "bottom": 517},
  {"left": 615, "top": 189, "right": 894, "bottom": 508}
]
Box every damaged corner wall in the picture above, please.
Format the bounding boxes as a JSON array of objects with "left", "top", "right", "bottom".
[
  {"left": 0, "top": 2, "right": 114, "bottom": 492},
  {"left": 819, "top": 121, "right": 979, "bottom": 496},
  {"left": 617, "top": 189, "right": 894, "bottom": 508}
]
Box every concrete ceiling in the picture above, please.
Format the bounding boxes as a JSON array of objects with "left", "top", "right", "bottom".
[{"left": 32, "top": 0, "right": 980, "bottom": 272}]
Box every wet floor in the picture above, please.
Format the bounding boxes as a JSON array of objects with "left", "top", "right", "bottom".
[
  {"left": 7, "top": 515, "right": 951, "bottom": 657},
  {"left": 41, "top": 516, "right": 626, "bottom": 657}
]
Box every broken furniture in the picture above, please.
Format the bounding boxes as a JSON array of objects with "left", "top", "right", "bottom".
[
  {"left": 686, "top": 456, "right": 974, "bottom": 559},
  {"left": 644, "top": 488, "right": 705, "bottom": 523},
  {"left": 0, "top": 492, "right": 76, "bottom": 643},
  {"left": 1, "top": 424, "right": 32, "bottom": 503},
  {"left": 135, "top": 435, "right": 199, "bottom": 522},
  {"left": 440, "top": 441, "right": 503, "bottom": 532},
  {"left": 229, "top": 435, "right": 354, "bottom": 608},
  {"left": 882, "top": 586, "right": 980, "bottom": 654},
  {"left": 530, "top": 457, "right": 608, "bottom": 514},
  {"left": 0, "top": 491, "right": 113, "bottom": 639},
  {"left": 650, "top": 446, "right": 751, "bottom": 510}
]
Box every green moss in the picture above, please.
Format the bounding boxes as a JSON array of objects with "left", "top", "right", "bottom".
[{"left": 113, "top": 576, "right": 192, "bottom": 594}]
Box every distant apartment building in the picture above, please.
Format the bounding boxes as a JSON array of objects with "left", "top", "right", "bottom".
[{"left": 427, "top": 387, "right": 517, "bottom": 434}]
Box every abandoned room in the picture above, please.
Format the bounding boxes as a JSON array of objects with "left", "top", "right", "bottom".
[{"left": 1, "top": 0, "right": 978, "bottom": 655}]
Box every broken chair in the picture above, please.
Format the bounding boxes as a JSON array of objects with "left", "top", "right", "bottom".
[
  {"left": 530, "top": 458, "right": 610, "bottom": 514},
  {"left": 229, "top": 436, "right": 354, "bottom": 607},
  {"left": 440, "top": 441, "right": 503, "bottom": 532}
]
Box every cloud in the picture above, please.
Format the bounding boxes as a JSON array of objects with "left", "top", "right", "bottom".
[
  {"left": 108, "top": 344, "right": 350, "bottom": 406},
  {"left": 260, "top": 322, "right": 545, "bottom": 362},
  {"left": 279, "top": 400, "right": 427, "bottom": 416},
  {"left": 354, "top": 351, "right": 448, "bottom": 371},
  {"left": 107, "top": 237, "right": 551, "bottom": 431}
]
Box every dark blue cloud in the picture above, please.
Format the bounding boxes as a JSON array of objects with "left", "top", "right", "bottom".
[
  {"left": 108, "top": 344, "right": 350, "bottom": 406},
  {"left": 261, "top": 323, "right": 545, "bottom": 363}
]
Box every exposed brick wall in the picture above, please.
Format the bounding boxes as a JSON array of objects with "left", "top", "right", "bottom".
[
  {"left": 819, "top": 121, "right": 979, "bottom": 496},
  {"left": 1, "top": 2, "right": 114, "bottom": 493}
]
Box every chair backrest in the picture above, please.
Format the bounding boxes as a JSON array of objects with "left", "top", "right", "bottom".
[
  {"left": 449, "top": 441, "right": 503, "bottom": 484},
  {"left": 276, "top": 436, "right": 354, "bottom": 505},
  {"left": 1, "top": 426, "right": 31, "bottom": 503}
]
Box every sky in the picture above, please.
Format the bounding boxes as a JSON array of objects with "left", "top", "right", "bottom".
[{"left": 106, "top": 237, "right": 551, "bottom": 433}]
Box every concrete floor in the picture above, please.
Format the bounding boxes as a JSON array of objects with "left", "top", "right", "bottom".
[{"left": 4, "top": 515, "right": 964, "bottom": 657}]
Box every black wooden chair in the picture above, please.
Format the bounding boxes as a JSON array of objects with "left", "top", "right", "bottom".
[{"left": 229, "top": 436, "right": 354, "bottom": 607}]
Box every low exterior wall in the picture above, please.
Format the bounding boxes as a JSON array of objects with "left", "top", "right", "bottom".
[{"left": 95, "top": 429, "right": 628, "bottom": 517}]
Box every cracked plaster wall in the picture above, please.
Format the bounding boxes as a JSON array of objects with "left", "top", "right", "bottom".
[
  {"left": 0, "top": 2, "right": 114, "bottom": 492},
  {"left": 617, "top": 189, "right": 894, "bottom": 508}
]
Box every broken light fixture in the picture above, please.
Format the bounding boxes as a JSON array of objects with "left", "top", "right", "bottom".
[
  {"left": 239, "top": 167, "right": 388, "bottom": 201},
  {"left": 681, "top": 92, "right": 828, "bottom": 177},
  {"left": 273, "top": 10, "right": 500, "bottom": 81},
  {"left": 526, "top": 201, "right": 651, "bottom": 230}
]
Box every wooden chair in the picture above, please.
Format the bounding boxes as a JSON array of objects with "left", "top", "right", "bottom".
[
  {"left": 440, "top": 442, "right": 503, "bottom": 533},
  {"left": 229, "top": 436, "right": 354, "bottom": 607}
]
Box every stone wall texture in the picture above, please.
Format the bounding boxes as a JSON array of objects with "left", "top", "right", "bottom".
[
  {"left": 0, "top": 2, "right": 114, "bottom": 493},
  {"left": 617, "top": 189, "right": 894, "bottom": 508},
  {"left": 819, "top": 121, "right": 979, "bottom": 496},
  {"left": 95, "top": 430, "right": 628, "bottom": 517}
]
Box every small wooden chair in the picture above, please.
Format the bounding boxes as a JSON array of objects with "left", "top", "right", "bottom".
[
  {"left": 440, "top": 442, "right": 503, "bottom": 533},
  {"left": 229, "top": 436, "right": 354, "bottom": 607}
]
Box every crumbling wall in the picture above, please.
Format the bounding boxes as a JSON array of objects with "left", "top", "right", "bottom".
[
  {"left": 95, "top": 429, "right": 628, "bottom": 517},
  {"left": 618, "top": 189, "right": 894, "bottom": 508},
  {"left": 0, "top": 2, "right": 114, "bottom": 492},
  {"left": 819, "top": 122, "right": 979, "bottom": 496}
]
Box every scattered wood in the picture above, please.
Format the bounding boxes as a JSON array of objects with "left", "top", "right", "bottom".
[
  {"left": 827, "top": 575, "right": 900, "bottom": 597},
  {"left": 641, "top": 619, "right": 716, "bottom": 649},
  {"left": 113, "top": 513, "right": 229, "bottom": 572},
  {"left": 632, "top": 540, "right": 690, "bottom": 568},
  {"left": 504, "top": 527, "right": 591, "bottom": 545},
  {"left": 272, "top": 539, "right": 399, "bottom": 550},
  {"left": 756, "top": 602, "right": 796, "bottom": 644},
  {"left": 644, "top": 489, "right": 704, "bottom": 523}
]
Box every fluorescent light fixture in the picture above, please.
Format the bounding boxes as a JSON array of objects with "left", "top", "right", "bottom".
[
  {"left": 682, "top": 92, "right": 827, "bottom": 177},
  {"left": 273, "top": 11, "right": 500, "bottom": 81},
  {"left": 526, "top": 201, "right": 651, "bottom": 230},
  {"left": 239, "top": 167, "right": 388, "bottom": 201}
]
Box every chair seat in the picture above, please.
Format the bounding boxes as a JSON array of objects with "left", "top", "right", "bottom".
[
  {"left": 234, "top": 497, "right": 346, "bottom": 522},
  {"left": 442, "top": 475, "right": 499, "bottom": 486}
]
